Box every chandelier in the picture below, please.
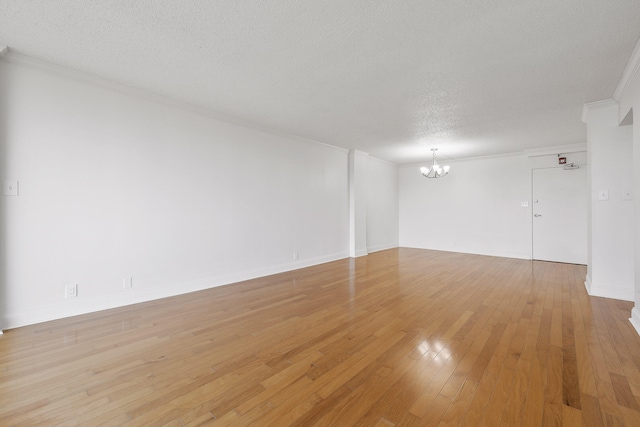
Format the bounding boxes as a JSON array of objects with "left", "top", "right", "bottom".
[{"left": 420, "top": 148, "right": 450, "bottom": 178}]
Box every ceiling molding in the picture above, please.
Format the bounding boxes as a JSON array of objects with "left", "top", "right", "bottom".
[
  {"left": 581, "top": 99, "right": 617, "bottom": 123},
  {"left": 614, "top": 37, "right": 640, "bottom": 101},
  {"left": 524, "top": 143, "right": 587, "bottom": 157},
  {"left": 0, "top": 49, "right": 350, "bottom": 156},
  {"left": 367, "top": 155, "right": 397, "bottom": 167},
  {"left": 401, "top": 150, "right": 529, "bottom": 168}
]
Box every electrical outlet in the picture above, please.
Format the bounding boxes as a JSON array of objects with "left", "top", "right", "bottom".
[
  {"left": 123, "top": 277, "right": 133, "bottom": 289},
  {"left": 293, "top": 251, "right": 299, "bottom": 261},
  {"left": 65, "top": 284, "right": 78, "bottom": 299},
  {"left": 3, "top": 180, "right": 19, "bottom": 196}
]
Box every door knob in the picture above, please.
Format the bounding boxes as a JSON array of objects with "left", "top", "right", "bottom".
[{"left": 534, "top": 214, "right": 542, "bottom": 217}]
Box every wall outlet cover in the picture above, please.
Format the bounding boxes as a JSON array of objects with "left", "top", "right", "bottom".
[
  {"left": 65, "top": 284, "right": 78, "bottom": 299},
  {"left": 3, "top": 180, "right": 18, "bottom": 196}
]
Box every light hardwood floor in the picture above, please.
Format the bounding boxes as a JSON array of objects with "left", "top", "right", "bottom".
[{"left": 1, "top": 248, "right": 640, "bottom": 426}]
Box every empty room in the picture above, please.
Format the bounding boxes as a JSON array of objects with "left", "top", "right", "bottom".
[{"left": 2, "top": 1, "right": 640, "bottom": 426}]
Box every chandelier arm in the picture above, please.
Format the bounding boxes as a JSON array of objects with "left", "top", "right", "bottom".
[{"left": 419, "top": 148, "right": 450, "bottom": 179}]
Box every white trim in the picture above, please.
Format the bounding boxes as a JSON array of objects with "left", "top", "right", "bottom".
[
  {"left": 584, "top": 274, "right": 593, "bottom": 294},
  {"left": 584, "top": 277, "right": 634, "bottom": 302},
  {"left": 367, "top": 155, "right": 397, "bottom": 167},
  {"left": 367, "top": 243, "right": 399, "bottom": 253},
  {"left": 630, "top": 307, "right": 640, "bottom": 337},
  {"left": 399, "top": 245, "right": 531, "bottom": 261},
  {"left": 524, "top": 143, "right": 587, "bottom": 158},
  {"left": 401, "top": 144, "right": 587, "bottom": 169},
  {"left": 401, "top": 151, "right": 528, "bottom": 169},
  {"left": 0, "top": 50, "right": 348, "bottom": 155},
  {"left": 581, "top": 99, "right": 617, "bottom": 123},
  {"left": 614, "top": 37, "right": 640, "bottom": 101},
  {"left": 2, "top": 251, "right": 349, "bottom": 329},
  {"left": 350, "top": 248, "right": 369, "bottom": 258}
]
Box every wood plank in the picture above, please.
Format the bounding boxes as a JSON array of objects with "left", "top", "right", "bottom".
[
  {"left": 0, "top": 249, "right": 639, "bottom": 425},
  {"left": 439, "top": 379, "right": 479, "bottom": 427}
]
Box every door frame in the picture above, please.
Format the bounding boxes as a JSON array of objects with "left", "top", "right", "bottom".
[{"left": 530, "top": 165, "right": 588, "bottom": 264}]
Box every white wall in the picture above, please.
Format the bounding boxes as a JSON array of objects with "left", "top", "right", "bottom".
[
  {"left": 400, "top": 155, "right": 532, "bottom": 259},
  {"left": 348, "top": 150, "right": 368, "bottom": 257},
  {"left": 583, "top": 101, "right": 634, "bottom": 301},
  {"left": 366, "top": 156, "right": 399, "bottom": 253},
  {"left": 0, "top": 59, "right": 355, "bottom": 328},
  {"left": 399, "top": 151, "right": 587, "bottom": 260},
  {"left": 616, "top": 41, "right": 640, "bottom": 331}
]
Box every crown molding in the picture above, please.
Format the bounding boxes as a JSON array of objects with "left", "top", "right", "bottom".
[
  {"left": 403, "top": 142, "right": 587, "bottom": 167},
  {"left": 400, "top": 150, "right": 528, "bottom": 168},
  {"left": 367, "top": 155, "right": 398, "bottom": 167},
  {"left": 581, "top": 99, "right": 617, "bottom": 123},
  {"left": 0, "top": 49, "right": 349, "bottom": 155},
  {"left": 524, "top": 143, "right": 587, "bottom": 157},
  {"left": 348, "top": 149, "right": 370, "bottom": 156},
  {"left": 614, "top": 37, "right": 640, "bottom": 101}
]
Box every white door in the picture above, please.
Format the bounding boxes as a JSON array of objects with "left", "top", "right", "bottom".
[{"left": 532, "top": 166, "right": 587, "bottom": 264}]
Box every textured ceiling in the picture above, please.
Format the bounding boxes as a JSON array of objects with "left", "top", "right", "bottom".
[{"left": 1, "top": 1, "right": 639, "bottom": 164}]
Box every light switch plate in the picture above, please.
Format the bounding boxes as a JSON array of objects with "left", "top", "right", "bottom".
[
  {"left": 520, "top": 201, "right": 529, "bottom": 207},
  {"left": 598, "top": 189, "right": 609, "bottom": 201},
  {"left": 3, "top": 180, "right": 18, "bottom": 196},
  {"left": 623, "top": 189, "right": 632, "bottom": 200}
]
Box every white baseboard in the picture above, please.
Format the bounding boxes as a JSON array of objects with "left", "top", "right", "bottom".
[
  {"left": 584, "top": 274, "right": 593, "bottom": 294},
  {"left": 3, "top": 251, "right": 349, "bottom": 329},
  {"left": 366, "top": 243, "right": 399, "bottom": 254},
  {"left": 350, "top": 248, "right": 369, "bottom": 258},
  {"left": 584, "top": 276, "right": 634, "bottom": 301},
  {"left": 630, "top": 307, "right": 640, "bottom": 337},
  {"left": 399, "top": 244, "right": 531, "bottom": 260}
]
